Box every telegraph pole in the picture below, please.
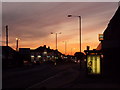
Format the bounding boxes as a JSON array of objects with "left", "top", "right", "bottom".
[{"left": 6, "top": 25, "right": 8, "bottom": 46}]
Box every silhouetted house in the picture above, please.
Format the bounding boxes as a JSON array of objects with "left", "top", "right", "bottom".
[
  {"left": 2, "top": 46, "right": 22, "bottom": 69},
  {"left": 30, "top": 46, "right": 48, "bottom": 63},
  {"left": 19, "top": 48, "right": 31, "bottom": 63},
  {"left": 102, "top": 6, "right": 120, "bottom": 79},
  {"left": 30, "top": 45, "right": 63, "bottom": 63}
]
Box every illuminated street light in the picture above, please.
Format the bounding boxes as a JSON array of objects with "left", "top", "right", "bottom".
[
  {"left": 16, "top": 38, "right": 20, "bottom": 51},
  {"left": 51, "top": 32, "right": 61, "bottom": 50},
  {"left": 68, "top": 14, "right": 82, "bottom": 52}
]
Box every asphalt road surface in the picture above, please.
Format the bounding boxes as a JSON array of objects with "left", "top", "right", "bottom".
[
  {"left": 2, "top": 62, "right": 120, "bottom": 89},
  {"left": 3, "top": 62, "right": 80, "bottom": 89}
]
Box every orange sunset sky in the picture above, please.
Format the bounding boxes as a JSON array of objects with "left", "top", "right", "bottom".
[{"left": 2, "top": 2, "right": 118, "bottom": 55}]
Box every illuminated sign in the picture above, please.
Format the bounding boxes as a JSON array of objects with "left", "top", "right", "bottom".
[
  {"left": 99, "top": 34, "right": 103, "bottom": 41},
  {"left": 87, "top": 55, "right": 101, "bottom": 74}
]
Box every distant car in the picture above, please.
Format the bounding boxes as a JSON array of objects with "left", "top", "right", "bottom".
[
  {"left": 74, "top": 60, "right": 80, "bottom": 64},
  {"left": 33, "top": 60, "right": 40, "bottom": 65},
  {"left": 75, "top": 60, "right": 77, "bottom": 63},
  {"left": 77, "top": 60, "right": 80, "bottom": 63}
]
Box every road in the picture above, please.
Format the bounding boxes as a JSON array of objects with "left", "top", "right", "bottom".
[
  {"left": 3, "top": 62, "right": 120, "bottom": 89},
  {"left": 3, "top": 62, "right": 80, "bottom": 89}
]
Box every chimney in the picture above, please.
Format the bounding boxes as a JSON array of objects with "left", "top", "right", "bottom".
[
  {"left": 87, "top": 46, "right": 90, "bottom": 51},
  {"left": 48, "top": 46, "right": 50, "bottom": 49},
  {"left": 43, "top": 45, "right": 46, "bottom": 48}
]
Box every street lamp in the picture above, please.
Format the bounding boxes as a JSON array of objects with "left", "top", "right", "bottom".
[
  {"left": 71, "top": 48, "right": 75, "bottom": 55},
  {"left": 51, "top": 32, "right": 61, "bottom": 50},
  {"left": 63, "top": 41, "right": 67, "bottom": 55},
  {"left": 16, "top": 38, "right": 20, "bottom": 51},
  {"left": 68, "top": 15, "right": 82, "bottom": 52}
]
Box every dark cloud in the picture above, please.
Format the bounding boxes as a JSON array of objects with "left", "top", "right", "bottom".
[{"left": 2, "top": 2, "right": 118, "bottom": 51}]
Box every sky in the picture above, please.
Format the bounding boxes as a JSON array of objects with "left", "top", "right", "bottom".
[{"left": 2, "top": 2, "right": 118, "bottom": 55}]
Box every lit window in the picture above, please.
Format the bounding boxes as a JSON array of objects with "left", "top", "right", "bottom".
[
  {"left": 38, "top": 55, "right": 41, "bottom": 58},
  {"left": 55, "top": 57, "right": 58, "bottom": 59},
  {"left": 44, "top": 52, "right": 47, "bottom": 54},
  {"left": 47, "top": 56, "right": 50, "bottom": 58},
  {"left": 31, "top": 55, "right": 34, "bottom": 58}
]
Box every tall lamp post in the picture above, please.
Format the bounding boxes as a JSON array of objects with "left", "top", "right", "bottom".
[
  {"left": 63, "top": 41, "right": 67, "bottom": 55},
  {"left": 68, "top": 15, "right": 82, "bottom": 52},
  {"left": 51, "top": 32, "right": 61, "bottom": 50},
  {"left": 16, "top": 38, "right": 20, "bottom": 51},
  {"left": 71, "top": 48, "right": 75, "bottom": 55}
]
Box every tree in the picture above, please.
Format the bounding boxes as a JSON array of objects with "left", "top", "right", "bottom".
[
  {"left": 74, "top": 52, "right": 85, "bottom": 70},
  {"left": 74, "top": 52, "right": 85, "bottom": 60}
]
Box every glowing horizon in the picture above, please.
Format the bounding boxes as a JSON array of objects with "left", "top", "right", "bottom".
[{"left": 2, "top": 2, "right": 118, "bottom": 55}]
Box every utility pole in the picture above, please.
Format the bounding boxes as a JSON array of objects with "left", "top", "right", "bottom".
[{"left": 6, "top": 25, "right": 8, "bottom": 46}]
